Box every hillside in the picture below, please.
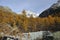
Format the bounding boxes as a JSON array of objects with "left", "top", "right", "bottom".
[
  {"left": 39, "top": 1, "right": 60, "bottom": 17},
  {"left": 0, "top": 6, "right": 41, "bottom": 34},
  {"left": 39, "top": 1, "right": 60, "bottom": 32},
  {"left": 0, "top": 5, "right": 60, "bottom": 37}
]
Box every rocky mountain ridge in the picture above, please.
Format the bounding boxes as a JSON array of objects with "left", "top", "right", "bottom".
[{"left": 39, "top": 0, "right": 60, "bottom": 17}]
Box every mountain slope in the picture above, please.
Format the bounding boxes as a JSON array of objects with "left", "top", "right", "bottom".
[
  {"left": 0, "top": 6, "right": 12, "bottom": 12},
  {"left": 39, "top": 0, "right": 60, "bottom": 17}
]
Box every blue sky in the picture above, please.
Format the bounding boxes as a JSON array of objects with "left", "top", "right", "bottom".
[{"left": 0, "top": 0, "right": 57, "bottom": 13}]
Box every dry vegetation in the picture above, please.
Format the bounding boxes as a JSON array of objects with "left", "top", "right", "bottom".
[{"left": 0, "top": 7, "right": 60, "bottom": 36}]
